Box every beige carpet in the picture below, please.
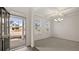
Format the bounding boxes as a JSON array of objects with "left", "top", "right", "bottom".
[{"left": 35, "top": 37, "right": 79, "bottom": 51}]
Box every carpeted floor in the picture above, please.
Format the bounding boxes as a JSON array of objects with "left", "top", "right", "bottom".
[{"left": 35, "top": 37, "right": 79, "bottom": 51}]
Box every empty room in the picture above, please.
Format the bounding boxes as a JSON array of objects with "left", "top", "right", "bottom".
[{"left": 0, "top": 7, "right": 79, "bottom": 51}]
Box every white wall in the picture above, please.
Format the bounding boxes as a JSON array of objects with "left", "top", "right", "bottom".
[
  {"left": 51, "top": 11, "right": 79, "bottom": 42},
  {"left": 33, "top": 15, "right": 51, "bottom": 40},
  {"left": 25, "top": 8, "right": 32, "bottom": 46}
]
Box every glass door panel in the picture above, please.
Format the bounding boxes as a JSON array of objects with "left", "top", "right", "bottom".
[
  {"left": 3, "top": 12, "right": 10, "bottom": 51},
  {"left": 0, "top": 8, "right": 10, "bottom": 51},
  {"left": 0, "top": 9, "right": 2, "bottom": 50}
]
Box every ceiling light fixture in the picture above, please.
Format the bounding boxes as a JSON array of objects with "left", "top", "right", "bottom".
[{"left": 54, "top": 9, "right": 64, "bottom": 22}]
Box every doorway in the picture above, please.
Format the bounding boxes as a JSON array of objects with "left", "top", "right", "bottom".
[{"left": 10, "top": 15, "right": 26, "bottom": 49}]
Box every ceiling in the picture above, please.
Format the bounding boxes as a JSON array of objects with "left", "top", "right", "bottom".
[
  {"left": 5, "top": 7, "right": 79, "bottom": 18},
  {"left": 5, "top": 7, "right": 29, "bottom": 17}
]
